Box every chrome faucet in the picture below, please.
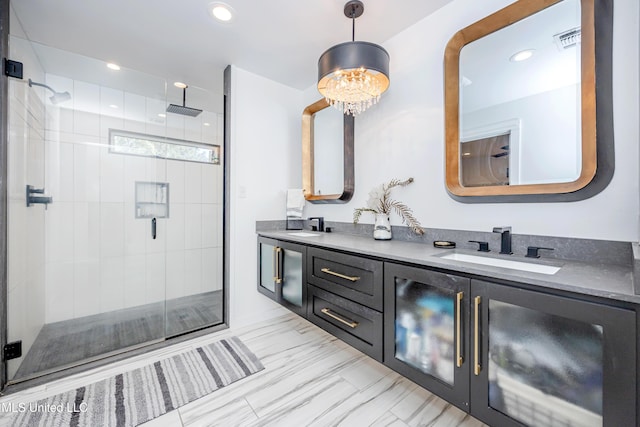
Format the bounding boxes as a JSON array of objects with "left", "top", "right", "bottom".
[
  {"left": 309, "top": 217, "right": 325, "bottom": 232},
  {"left": 493, "top": 226, "right": 512, "bottom": 254}
]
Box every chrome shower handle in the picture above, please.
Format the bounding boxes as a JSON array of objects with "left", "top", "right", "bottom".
[
  {"left": 28, "top": 185, "right": 44, "bottom": 194},
  {"left": 26, "top": 185, "right": 53, "bottom": 208}
]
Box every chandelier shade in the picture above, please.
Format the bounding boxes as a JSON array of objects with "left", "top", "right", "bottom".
[{"left": 317, "top": 1, "right": 390, "bottom": 116}]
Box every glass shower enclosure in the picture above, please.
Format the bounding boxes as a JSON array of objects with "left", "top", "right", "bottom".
[{"left": 5, "top": 26, "right": 225, "bottom": 384}]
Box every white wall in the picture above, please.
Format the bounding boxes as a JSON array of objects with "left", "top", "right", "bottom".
[
  {"left": 228, "top": 66, "right": 303, "bottom": 328},
  {"left": 303, "top": 0, "right": 639, "bottom": 242}
]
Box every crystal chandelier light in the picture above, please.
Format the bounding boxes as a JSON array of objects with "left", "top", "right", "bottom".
[{"left": 317, "top": 1, "right": 390, "bottom": 116}]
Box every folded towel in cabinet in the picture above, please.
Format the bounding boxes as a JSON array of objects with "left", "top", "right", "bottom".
[{"left": 286, "top": 189, "right": 305, "bottom": 218}]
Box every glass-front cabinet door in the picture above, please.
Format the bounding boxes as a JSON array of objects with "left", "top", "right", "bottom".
[
  {"left": 257, "top": 237, "right": 306, "bottom": 317},
  {"left": 279, "top": 242, "right": 305, "bottom": 312},
  {"left": 258, "top": 237, "right": 278, "bottom": 296},
  {"left": 470, "top": 279, "right": 636, "bottom": 427},
  {"left": 384, "top": 263, "right": 471, "bottom": 411}
]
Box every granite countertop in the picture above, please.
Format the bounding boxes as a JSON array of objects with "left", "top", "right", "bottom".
[{"left": 258, "top": 230, "right": 638, "bottom": 305}]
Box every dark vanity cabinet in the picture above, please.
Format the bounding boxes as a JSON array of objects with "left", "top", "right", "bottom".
[
  {"left": 257, "top": 237, "right": 307, "bottom": 317},
  {"left": 306, "top": 247, "right": 384, "bottom": 361},
  {"left": 257, "top": 235, "right": 639, "bottom": 426},
  {"left": 384, "top": 263, "right": 471, "bottom": 411},
  {"left": 469, "top": 279, "right": 636, "bottom": 427},
  {"left": 384, "top": 262, "right": 637, "bottom": 427}
]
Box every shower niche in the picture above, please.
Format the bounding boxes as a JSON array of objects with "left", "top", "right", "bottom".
[{"left": 135, "top": 181, "right": 170, "bottom": 218}]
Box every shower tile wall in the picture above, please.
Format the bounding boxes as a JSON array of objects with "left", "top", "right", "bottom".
[{"left": 42, "top": 74, "right": 223, "bottom": 324}]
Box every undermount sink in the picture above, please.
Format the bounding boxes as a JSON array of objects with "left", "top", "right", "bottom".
[
  {"left": 438, "top": 253, "right": 561, "bottom": 275},
  {"left": 287, "top": 232, "right": 320, "bottom": 237}
]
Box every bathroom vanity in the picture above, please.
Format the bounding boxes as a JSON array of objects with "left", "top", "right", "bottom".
[{"left": 257, "top": 229, "right": 638, "bottom": 427}]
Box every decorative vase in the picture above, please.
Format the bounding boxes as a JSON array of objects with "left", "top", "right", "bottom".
[{"left": 373, "top": 213, "right": 392, "bottom": 240}]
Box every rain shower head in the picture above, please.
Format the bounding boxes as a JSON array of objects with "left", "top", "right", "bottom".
[
  {"left": 166, "top": 103, "right": 202, "bottom": 117},
  {"left": 28, "top": 79, "right": 72, "bottom": 105},
  {"left": 167, "top": 86, "right": 202, "bottom": 117}
]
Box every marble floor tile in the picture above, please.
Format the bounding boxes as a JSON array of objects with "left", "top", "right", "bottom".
[
  {"left": 0, "top": 412, "right": 14, "bottom": 427},
  {"left": 389, "top": 381, "right": 487, "bottom": 427},
  {"left": 246, "top": 376, "right": 358, "bottom": 427},
  {"left": 140, "top": 409, "right": 183, "bottom": 427},
  {"left": 0, "top": 416, "right": 13, "bottom": 427},
  {"left": 337, "top": 355, "right": 393, "bottom": 391},
  {"left": 246, "top": 346, "right": 360, "bottom": 417},
  {"left": 370, "top": 412, "right": 411, "bottom": 427},
  {"left": 1, "top": 313, "right": 487, "bottom": 427},
  {"left": 313, "top": 373, "right": 420, "bottom": 426},
  {"left": 181, "top": 396, "right": 258, "bottom": 427}
]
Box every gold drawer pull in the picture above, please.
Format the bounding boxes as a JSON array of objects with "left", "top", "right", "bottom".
[
  {"left": 456, "top": 291, "right": 463, "bottom": 368},
  {"left": 320, "top": 308, "right": 359, "bottom": 328},
  {"left": 321, "top": 268, "right": 360, "bottom": 282},
  {"left": 274, "top": 247, "right": 282, "bottom": 284},
  {"left": 474, "top": 296, "right": 481, "bottom": 376}
]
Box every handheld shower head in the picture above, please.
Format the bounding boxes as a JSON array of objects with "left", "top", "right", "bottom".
[
  {"left": 28, "top": 79, "right": 72, "bottom": 105},
  {"left": 49, "top": 91, "right": 72, "bottom": 105}
]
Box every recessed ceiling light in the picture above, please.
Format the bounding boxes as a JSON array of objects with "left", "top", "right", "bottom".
[
  {"left": 109, "top": 104, "right": 119, "bottom": 109},
  {"left": 158, "top": 113, "right": 166, "bottom": 118},
  {"left": 203, "top": 122, "right": 211, "bottom": 127},
  {"left": 106, "top": 63, "right": 121, "bottom": 71},
  {"left": 174, "top": 82, "right": 188, "bottom": 89},
  {"left": 510, "top": 49, "right": 535, "bottom": 62},
  {"left": 210, "top": 2, "right": 234, "bottom": 22}
]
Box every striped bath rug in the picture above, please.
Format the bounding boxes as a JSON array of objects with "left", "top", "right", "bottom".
[{"left": 12, "top": 336, "right": 264, "bottom": 427}]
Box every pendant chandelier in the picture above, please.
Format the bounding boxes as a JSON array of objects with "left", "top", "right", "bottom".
[{"left": 317, "top": 0, "right": 390, "bottom": 116}]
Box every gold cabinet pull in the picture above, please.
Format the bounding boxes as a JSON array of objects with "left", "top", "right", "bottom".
[
  {"left": 274, "top": 247, "right": 282, "bottom": 284},
  {"left": 320, "top": 308, "right": 359, "bottom": 328},
  {"left": 320, "top": 268, "right": 360, "bottom": 282},
  {"left": 272, "top": 246, "right": 278, "bottom": 282},
  {"left": 456, "top": 291, "right": 464, "bottom": 368},
  {"left": 474, "top": 296, "right": 481, "bottom": 376}
]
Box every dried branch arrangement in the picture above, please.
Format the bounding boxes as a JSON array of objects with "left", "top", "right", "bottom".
[{"left": 353, "top": 177, "right": 424, "bottom": 235}]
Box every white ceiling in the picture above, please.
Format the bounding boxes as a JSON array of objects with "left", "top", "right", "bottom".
[{"left": 11, "top": 0, "right": 454, "bottom": 95}]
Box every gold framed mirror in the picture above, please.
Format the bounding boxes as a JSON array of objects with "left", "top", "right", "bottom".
[
  {"left": 444, "top": 0, "right": 613, "bottom": 201},
  {"left": 302, "top": 99, "right": 354, "bottom": 203}
]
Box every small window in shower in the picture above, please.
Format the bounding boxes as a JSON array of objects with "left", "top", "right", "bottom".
[{"left": 109, "top": 129, "right": 220, "bottom": 164}]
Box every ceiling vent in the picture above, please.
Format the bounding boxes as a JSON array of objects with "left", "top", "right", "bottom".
[{"left": 553, "top": 27, "right": 581, "bottom": 50}]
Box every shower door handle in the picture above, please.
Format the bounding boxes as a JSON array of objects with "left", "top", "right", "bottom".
[{"left": 151, "top": 218, "right": 157, "bottom": 239}]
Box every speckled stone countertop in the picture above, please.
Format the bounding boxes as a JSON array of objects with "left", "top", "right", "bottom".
[{"left": 258, "top": 230, "right": 638, "bottom": 306}]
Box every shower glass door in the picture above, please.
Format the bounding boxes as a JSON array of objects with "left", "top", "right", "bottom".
[
  {"left": 6, "top": 34, "right": 169, "bottom": 382},
  {"left": 161, "top": 83, "right": 225, "bottom": 338},
  {"left": 6, "top": 21, "right": 225, "bottom": 384}
]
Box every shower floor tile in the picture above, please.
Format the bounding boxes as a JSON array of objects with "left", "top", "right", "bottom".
[{"left": 13, "top": 290, "right": 222, "bottom": 380}]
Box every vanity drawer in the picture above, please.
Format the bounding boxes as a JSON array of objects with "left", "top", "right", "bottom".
[
  {"left": 307, "top": 285, "right": 383, "bottom": 362},
  {"left": 307, "top": 247, "right": 383, "bottom": 311}
]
